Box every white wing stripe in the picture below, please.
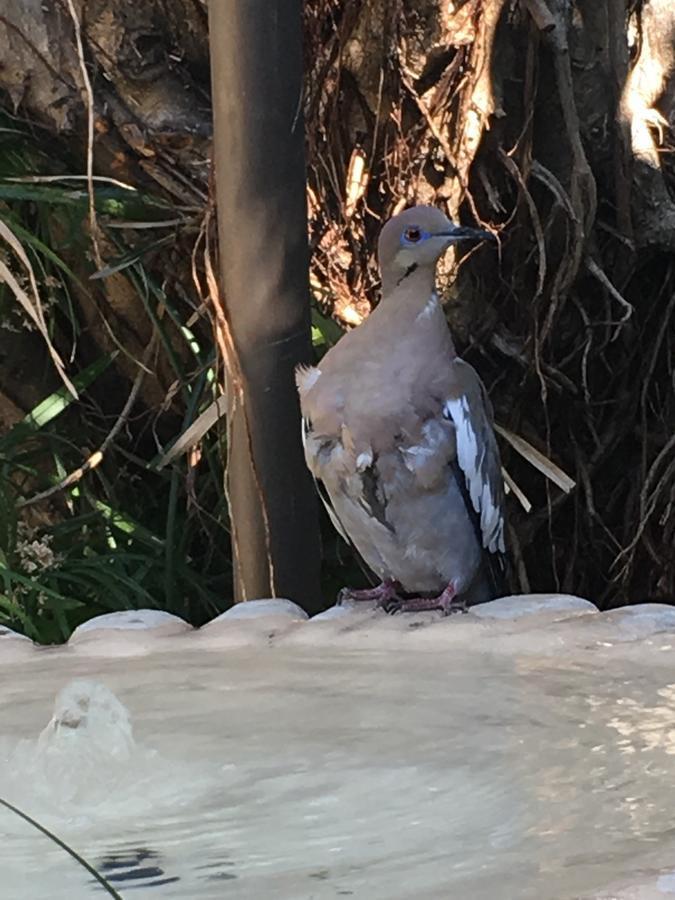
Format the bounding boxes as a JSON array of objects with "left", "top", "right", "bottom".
[{"left": 444, "top": 397, "right": 505, "bottom": 554}]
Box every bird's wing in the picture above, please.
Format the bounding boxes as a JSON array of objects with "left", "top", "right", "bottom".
[
  {"left": 300, "top": 415, "right": 352, "bottom": 544},
  {"left": 443, "top": 358, "right": 506, "bottom": 556}
]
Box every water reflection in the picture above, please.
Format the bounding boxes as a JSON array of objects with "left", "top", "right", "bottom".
[{"left": 1, "top": 648, "right": 675, "bottom": 898}]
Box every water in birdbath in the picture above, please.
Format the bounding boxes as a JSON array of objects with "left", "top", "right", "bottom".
[{"left": 2, "top": 598, "right": 675, "bottom": 899}]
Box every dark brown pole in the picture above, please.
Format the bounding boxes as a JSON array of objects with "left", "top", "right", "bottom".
[{"left": 208, "top": 0, "right": 321, "bottom": 611}]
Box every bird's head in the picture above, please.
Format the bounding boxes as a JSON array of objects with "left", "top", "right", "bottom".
[{"left": 377, "top": 205, "right": 493, "bottom": 290}]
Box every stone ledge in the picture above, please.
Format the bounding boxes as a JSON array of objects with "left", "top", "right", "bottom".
[
  {"left": 471, "top": 593, "right": 596, "bottom": 619},
  {"left": 3, "top": 595, "right": 675, "bottom": 663},
  {"left": 71, "top": 609, "right": 191, "bottom": 637}
]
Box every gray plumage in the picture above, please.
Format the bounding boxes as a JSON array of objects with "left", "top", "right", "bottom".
[{"left": 296, "top": 206, "right": 505, "bottom": 608}]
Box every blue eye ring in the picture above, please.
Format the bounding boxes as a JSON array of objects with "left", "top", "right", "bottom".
[{"left": 401, "top": 226, "right": 429, "bottom": 245}]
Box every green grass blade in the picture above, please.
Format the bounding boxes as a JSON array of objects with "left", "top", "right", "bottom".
[
  {"left": 0, "top": 565, "right": 83, "bottom": 609},
  {"left": 0, "top": 353, "right": 118, "bottom": 445},
  {"left": 0, "top": 213, "right": 84, "bottom": 287},
  {"left": 94, "top": 501, "right": 164, "bottom": 549},
  {"left": 0, "top": 593, "right": 33, "bottom": 635},
  {"left": 0, "top": 797, "right": 123, "bottom": 899}
]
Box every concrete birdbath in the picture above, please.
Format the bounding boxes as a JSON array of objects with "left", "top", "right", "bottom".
[{"left": 3, "top": 594, "right": 675, "bottom": 899}]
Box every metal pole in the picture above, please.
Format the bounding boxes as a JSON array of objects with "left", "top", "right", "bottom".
[{"left": 208, "top": 0, "right": 321, "bottom": 611}]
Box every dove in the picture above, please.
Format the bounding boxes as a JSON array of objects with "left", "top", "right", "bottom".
[{"left": 296, "top": 206, "right": 505, "bottom": 613}]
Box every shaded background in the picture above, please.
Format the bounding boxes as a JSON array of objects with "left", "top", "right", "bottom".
[{"left": 0, "top": 0, "right": 673, "bottom": 641}]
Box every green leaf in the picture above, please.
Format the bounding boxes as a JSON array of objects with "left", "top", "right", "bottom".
[
  {"left": 0, "top": 592, "right": 32, "bottom": 634},
  {"left": 0, "top": 183, "right": 87, "bottom": 207},
  {"left": 0, "top": 476, "right": 17, "bottom": 556},
  {"left": 89, "top": 234, "right": 174, "bottom": 280},
  {"left": 2, "top": 216, "right": 84, "bottom": 290},
  {"left": 94, "top": 501, "right": 165, "bottom": 549},
  {"left": 0, "top": 353, "right": 117, "bottom": 449},
  {"left": 311, "top": 308, "right": 344, "bottom": 349}
]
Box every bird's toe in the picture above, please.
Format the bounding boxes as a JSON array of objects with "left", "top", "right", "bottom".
[{"left": 380, "top": 597, "right": 404, "bottom": 615}]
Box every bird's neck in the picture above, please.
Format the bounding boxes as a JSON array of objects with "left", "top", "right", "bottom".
[
  {"left": 380, "top": 264, "right": 441, "bottom": 322},
  {"left": 381, "top": 261, "right": 436, "bottom": 299}
]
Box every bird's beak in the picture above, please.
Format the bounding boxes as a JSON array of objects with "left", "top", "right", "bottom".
[{"left": 438, "top": 226, "right": 495, "bottom": 243}]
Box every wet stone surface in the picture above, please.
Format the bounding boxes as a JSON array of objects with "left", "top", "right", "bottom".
[{"left": 3, "top": 594, "right": 675, "bottom": 899}]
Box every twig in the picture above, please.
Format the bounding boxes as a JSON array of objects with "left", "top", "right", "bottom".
[
  {"left": 585, "top": 257, "right": 634, "bottom": 336},
  {"left": 7, "top": 175, "right": 135, "bottom": 191},
  {"left": 397, "top": 54, "right": 457, "bottom": 171},
  {"left": 499, "top": 148, "right": 546, "bottom": 298},
  {"left": 507, "top": 522, "right": 530, "bottom": 592},
  {"left": 530, "top": 160, "right": 577, "bottom": 222},
  {"left": 64, "top": 0, "right": 102, "bottom": 269}
]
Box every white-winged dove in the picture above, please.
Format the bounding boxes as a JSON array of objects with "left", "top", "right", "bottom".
[{"left": 296, "top": 206, "right": 505, "bottom": 614}]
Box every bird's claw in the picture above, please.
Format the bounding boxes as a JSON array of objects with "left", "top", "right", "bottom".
[
  {"left": 442, "top": 596, "right": 469, "bottom": 616},
  {"left": 380, "top": 584, "right": 466, "bottom": 616},
  {"left": 380, "top": 597, "right": 404, "bottom": 615},
  {"left": 337, "top": 580, "right": 400, "bottom": 606},
  {"left": 336, "top": 587, "right": 351, "bottom": 606},
  {"left": 339, "top": 581, "right": 466, "bottom": 616}
]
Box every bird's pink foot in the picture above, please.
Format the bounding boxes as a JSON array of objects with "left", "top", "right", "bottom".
[
  {"left": 383, "top": 582, "right": 467, "bottom": 616},
  {"left": 337, "top": 579, "right": 401, "bottom": 606}
]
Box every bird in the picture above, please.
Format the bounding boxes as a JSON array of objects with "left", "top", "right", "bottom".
[{"left": 296, "top": 205, "right": 506, "bottom": 614}]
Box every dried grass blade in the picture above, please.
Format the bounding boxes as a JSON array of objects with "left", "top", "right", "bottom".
[
  {"left": 157, "top": 393, "right": 228, "bottom": 469},
  {"left": 0, "top": 222, "right": 77, "bottom": 398},
  {"left": 502, "top": 466, "right": 533, "bottom": 512},
  {"left": 495, "top": 424, "right": 576, "bottom": 492}
]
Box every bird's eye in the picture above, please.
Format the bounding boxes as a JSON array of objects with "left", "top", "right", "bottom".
[{"left": 404, "top": 226, "right": 422, "bottom": 243}]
